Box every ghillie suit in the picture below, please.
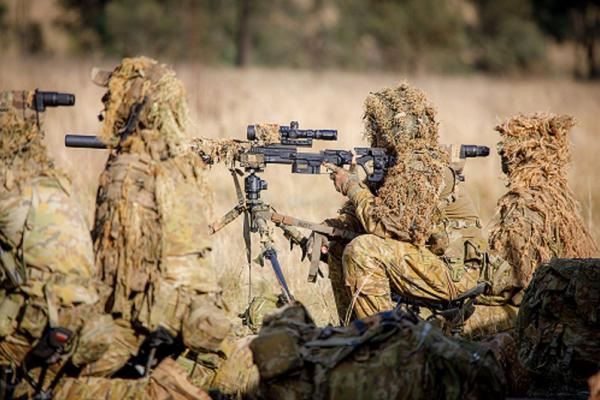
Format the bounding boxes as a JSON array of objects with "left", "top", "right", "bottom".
[
  {"left": 324, "top": 83, "right": 515, "bottom": 337},
  {"left": 91, "top": 57, "right": 231, "bottom": 388},
  {"left": 249, "top": 303, "right": 506, "bottom": 400},
  {"left": 489, "top": 114, "right": 597, "bottom": 297},
  {"left": 516, "top": 258, "right": 600, "bottom": 393},
  {"left": 0, "top": 90, "right": 120, "bottom": 397}
]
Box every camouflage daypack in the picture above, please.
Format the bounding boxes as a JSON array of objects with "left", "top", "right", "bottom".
[
  {"left": 250, "top": 304, "right": 506, "bottom": 400},
  {"left": 517, "top": 258, "right": 600, "bottom": 386}
]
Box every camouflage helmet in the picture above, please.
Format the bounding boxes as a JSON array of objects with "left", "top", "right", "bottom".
[
  {"left": 363, "top": 82, "right": 439, "bottom": 152},
  {"left": 0, "top": 90, "right": 45, "bottom": 159},
  {"left": 93, "top": 56, "right": 189, "bottom": 155},
  {"left": 495, "top": 113, "right": 574, "bottom": 178}
]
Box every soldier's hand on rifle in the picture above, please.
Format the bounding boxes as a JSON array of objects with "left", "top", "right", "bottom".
[{"left": 323, "top": 152, "right": 360, "bottom": 196}]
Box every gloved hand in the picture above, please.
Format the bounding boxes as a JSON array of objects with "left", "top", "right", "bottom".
[{"left": 323, "top": 153, "right": 360, "bottom": 196}]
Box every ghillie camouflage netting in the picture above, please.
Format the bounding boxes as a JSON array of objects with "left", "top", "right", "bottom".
[
  {"left": 93, "top": 57, "right": 224, "bottom": 341},
  {"left": 99, "top": 56, "right": 189, "bottom": 157},
  {"left": 0, "top": 90, "right": 55, "bottom": 190},
  {"left": 364, "top": 83, "right": 448, "bottom": 244},
  {"left": 489, "top": 114, "right": 597, "bottom": 289}
]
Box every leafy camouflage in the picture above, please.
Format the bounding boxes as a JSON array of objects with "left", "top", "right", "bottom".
[
  {"left": 362, "top": 83, "right": 448, "bottom": 245},
  {"left": 489, "top": 114, "right": 597, "bottom": 292},
  {"left": 250, "top": 303, "right": 506, "bottom": 400},
  {"left": 97, "top": 56, "right": 189, "bottom": 156},
  {"left": 516, "top": 258, "right": 600, "bottom": 385},
  {"left": 363, "top": 82, "right": 438, "bottom": 149}
]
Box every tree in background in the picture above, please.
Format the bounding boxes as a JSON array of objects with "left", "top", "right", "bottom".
[
  {"left": 3, "top": 0, "right": 598, "bottom": 78},
  {"left": 533, "top": 0, "right": 600, "bottom": 79},
  {"left": 59, "top": 0, "right": 110, "bottom": 53},
  {"left": 470, "top": 0, "right": 547, "bottom": 74}
]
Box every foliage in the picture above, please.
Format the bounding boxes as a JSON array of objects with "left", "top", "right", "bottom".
[{"left": 3, "top": 0, "right": 598, "bottom": 76}]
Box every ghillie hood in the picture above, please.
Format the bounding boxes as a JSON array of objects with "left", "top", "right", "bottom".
[
  {"left": 489, "top": 113, "right": 597, "bottom": 287},
  {"left": 95, "top": 56, "right": 189, "bottom": 157},
  {"left": 363, "top": 82, "right": 439, "bottom": 152},
  {"left": 364, "top": 83, "right": 448, "bottom": 244}
]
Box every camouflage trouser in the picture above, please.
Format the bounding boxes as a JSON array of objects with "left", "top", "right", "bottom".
[
  {"left": 327, "top": 238, "right": 353, "bottom": 324},
  {"left": 79, "top": 318, "right": 143, "bottom": 377},
  {"left": 53, "top": 358, "right": 211, "bottom": 400},
  {"left": 330, "top": 234, "right": 519, "bottom": 336},
  {"left": 338, "top": 234, "right": 479, "bottom": 321}
]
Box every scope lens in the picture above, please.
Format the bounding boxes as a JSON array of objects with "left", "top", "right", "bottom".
[
  {"left": 40, "top": 92, "right": 75, "bottom": 107},
  {"left": 247, "top": 125, "right": 257, "bottom": 141},
  {"left": 315, "top": 130, "right": 337, "bottom": 141},
  {"left": 462, "top": 145, "right": 489, "bottom": 158}
]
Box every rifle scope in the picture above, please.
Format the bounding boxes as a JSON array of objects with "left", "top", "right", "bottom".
[
  {"left": 32, "top": 90, "right": 75, "bottom": 112},
  {"left": 460, "top": 145, "right": 489, "bottom": 159},
  {"left": 247, "top": 121, "right": 337, "bottom": 144}
]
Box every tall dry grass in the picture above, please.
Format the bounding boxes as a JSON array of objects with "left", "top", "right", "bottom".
[{"left": 2, "top": 58, "right": 599, "bottom": 323}]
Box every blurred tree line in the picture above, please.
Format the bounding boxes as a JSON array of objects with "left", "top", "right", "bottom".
[{"left": 1, "top": 0, "right": 598, "bottom": 78}]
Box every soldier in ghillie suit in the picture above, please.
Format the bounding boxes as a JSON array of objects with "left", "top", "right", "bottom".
[
  {"left": 516, "top": 258, "right": 600, "bottom": 395},
  {"left": 249, "top": 302, "right": 506, "bottom": 400},
  {"left": 489, "top": 113, "right": 597, "bottom": 300},
  {"left": 91, "top": 57, "right": 232, "bottom": 387},
  {"left": 323, "top": 83, "right": 516, "bottom": 336},
  {"left": 0, "top": 90, "right": 118, "bottom": 397}
]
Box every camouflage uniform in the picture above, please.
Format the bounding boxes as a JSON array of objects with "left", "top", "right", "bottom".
[
  {"left": 249, "top": 303, "right": 506, "bottom": 400},
  {"left": 489, "top": 114, "right": 597, "bottom": 297},
  {"left": 91, "top": 57, "right": 231, "bottom": 387},
  {"left": 324, "top": 84, "right": 516, "bottom": 336},
  {"left": 0, "top": 91, "right": 117, "bottom": 395},
  {"left": 516, "top": 258, "right": 600, "bottom": 389}
]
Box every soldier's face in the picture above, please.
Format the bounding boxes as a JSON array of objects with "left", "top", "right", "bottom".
[
  {"left": 497, "top": 143, "right": 509, "bottom": 175},
  {"left": 98, "top": 91, "right": 110, "bottom": 122}
]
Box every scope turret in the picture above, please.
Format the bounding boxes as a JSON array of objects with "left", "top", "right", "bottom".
[{"left": 32, "top": 90, "right": 75, "bottom": 112}]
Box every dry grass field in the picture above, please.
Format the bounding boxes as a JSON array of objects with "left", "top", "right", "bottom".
[{"left": 2, "top": 58, "right": 599, "bottom": 324}]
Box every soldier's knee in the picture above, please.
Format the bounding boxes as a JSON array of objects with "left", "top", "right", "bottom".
[{"left": 342, "top": 234, "right": 381, "bottom": 264}]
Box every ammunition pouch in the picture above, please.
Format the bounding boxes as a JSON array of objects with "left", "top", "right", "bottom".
[
  {"left": 183, "top": 294, "right": 231, "bottom": 353},
  {"left": 477, "top": 254, "right": 522, "bottom": 306},
  {"left": 71, "top": 314, "right": 116, "bottom": 367},
  {"left": 250, "top": 329, "right": 303, "bottom": 380},
  {"left": 442, "top": 237, "right": 486, "bottom": 283}
]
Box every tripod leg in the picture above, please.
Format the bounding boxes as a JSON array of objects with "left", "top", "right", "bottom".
[{"left": 264, "top": 249, "right": 294, "bottom": 303}]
